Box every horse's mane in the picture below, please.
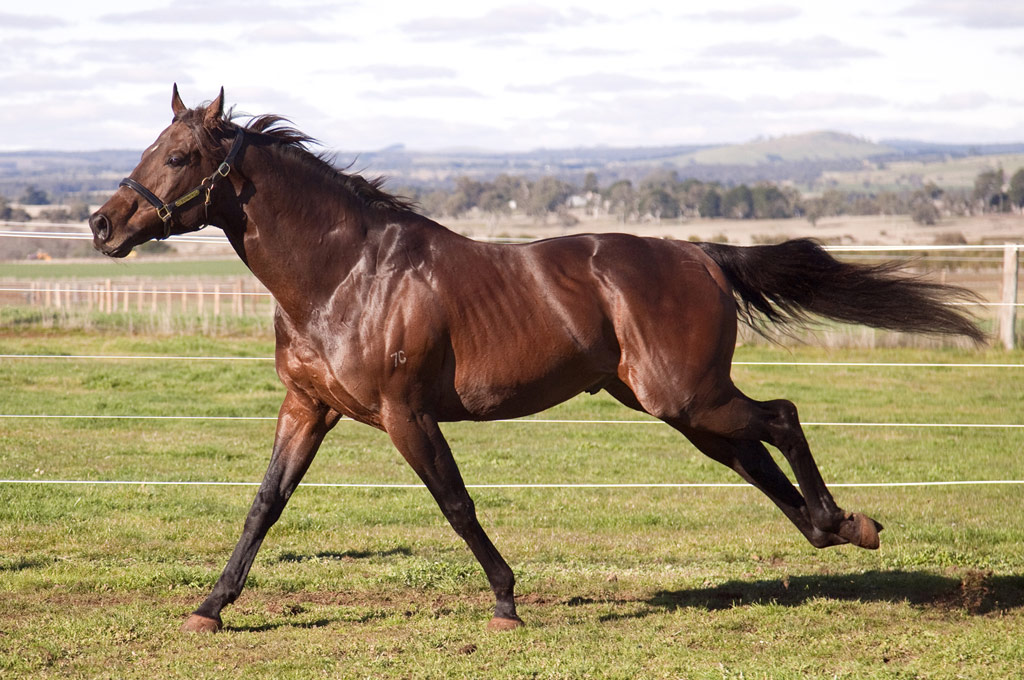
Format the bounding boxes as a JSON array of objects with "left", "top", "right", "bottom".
[{"left": 179, "top": 102, "right": 418, "bottom": 215}]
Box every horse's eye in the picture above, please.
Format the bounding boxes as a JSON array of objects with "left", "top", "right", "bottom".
[{"left": 166, "top": 154, "right": 187, "bottom": 167}]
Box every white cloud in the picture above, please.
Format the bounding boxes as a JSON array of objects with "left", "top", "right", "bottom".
[
  {"left": 509, "top": 73, "right": 675, "bottom": 95},
  {"left": 247, "top": 23, "right": 348, "bottom": 43},
  {"left": 905, "top": 91, "right": 995, "bottom": 111},
  {"left": 361, "top": 85, "right": 485, "bottom": 100},
  {"left": 0, "top": 11, "right": 68, "bottom": 29},
  {"left": 899, "top": 1, "right": 1024, "bottom": 29},
  {"left": 356, "top": 65, "right": 459, "bottom": 80},
  {"left": 700, "top": 35, "right": 880, "bottom": 69},
  {"left": 400, "top": 4, "right": 605, "bottom": 41},
  {"left": 100, "top": 1, "right": 345, "bottom": 26},
  {"left": 685, "top": 5, "right": 802, "bottom": 23}
]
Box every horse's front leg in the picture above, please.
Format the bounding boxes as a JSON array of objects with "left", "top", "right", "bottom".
[
  {"left": 182, "top": 392, "right": 338, "bottom": 632},
  {"left": 383, "top": 404, "right": 522, "bottom": 630}
]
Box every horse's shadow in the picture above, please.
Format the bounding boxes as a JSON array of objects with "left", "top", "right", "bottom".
[
  {"left": 275, "top": 547, "right": 413, "bottom": 563},
  {"left": 599, "top": 569, "right": 1024, "bottom": 622}
]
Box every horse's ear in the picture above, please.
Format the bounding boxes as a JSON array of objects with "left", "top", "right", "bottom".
[
  {"left": 204, "top": 87, "right": 226, "bottom": 127},
  {"left": 171, "top": 83, "right": 186, "bottom": 117}
]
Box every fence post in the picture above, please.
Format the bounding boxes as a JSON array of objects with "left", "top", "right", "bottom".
[{"left": 1000, "top": 244, "right": 1019, "bottom": 350}]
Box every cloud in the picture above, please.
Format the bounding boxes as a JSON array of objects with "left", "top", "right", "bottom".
[
  {"left": 685, "top": 5, "right": 801, "bottom": 23},
  {"left": 905, "top": 91, "right": 995, "bottom": 111},
  {"left": 899, "top": 1, "right": 1024, "bottom": 29},
  {"left": 546, "top": 46, "right": 634, "bottom": 58},
  {"left": 360, "top": 85, "right": 485, "bottom": 101},
  {"left": 700, "top": 35, "right": 879, "bottom": 69},
  {"left": 509, "top": 73, "right": 677, "bottom": 95},
  {"left": 356, "top": 65, "right": 458, "bottom": 80},
  {"left": 0, "top": 11, "right": 67, "bottom": 29},
  {"left": 101, "top": 1, "right": 344, "bottom": 26},
  {"left": 247, "top": 23, "right": 348, "bottom": 43},
  {"left": 747, "top": 92, "right": 887, "bottom": 112},
  {"left": 72, "top": 38, "right": 231, "bottom": 68},
  {"left": 400, "top": 4, "right": 604, "bottom": 41},
  {"left": 330, "top": 114, "right": 510, "bottom": 152}
]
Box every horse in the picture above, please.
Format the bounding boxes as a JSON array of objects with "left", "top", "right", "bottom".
[{"left": 89, "top": 86, "right": 984, "bottom": 633}]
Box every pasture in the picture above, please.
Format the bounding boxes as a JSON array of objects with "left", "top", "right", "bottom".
[{"left": 1, "top": 329, "right": 1022, "bottom": 678}]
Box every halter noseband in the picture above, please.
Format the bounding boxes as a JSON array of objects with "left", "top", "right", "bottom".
[{"left": 119, "top": 129, "right": 245, "bottom": 240}]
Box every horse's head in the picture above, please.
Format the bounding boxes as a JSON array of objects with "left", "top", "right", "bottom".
[{"left": 90, "top": 85, "right": 241, "bottom": 257}]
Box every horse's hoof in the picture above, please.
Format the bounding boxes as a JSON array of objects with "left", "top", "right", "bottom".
[
  {"left": 838, "top": 512, "right": 882, "bottom": 550},
  {"left": 486, "top": 616, "right": 524, "bottom": 631},
  {"left": 181, "top": 614, "right": 222, "bottom": 633}
]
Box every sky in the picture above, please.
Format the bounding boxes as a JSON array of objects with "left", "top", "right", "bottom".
[{"left": 2, "top": 0, "right": 1024, "bottom": 153}]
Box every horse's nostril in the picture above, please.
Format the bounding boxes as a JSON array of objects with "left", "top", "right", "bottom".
[{"left": 89, "top": 213, "right": 111, "bottom": 241}]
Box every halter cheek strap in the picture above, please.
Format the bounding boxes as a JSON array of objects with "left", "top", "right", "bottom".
[{"left": 119, "top": 129, "right": 245, "bottom": 240}]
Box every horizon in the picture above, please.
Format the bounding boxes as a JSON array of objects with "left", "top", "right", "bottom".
[{"left": 6, "top": 129, "right": 1024, "bottom": 157}]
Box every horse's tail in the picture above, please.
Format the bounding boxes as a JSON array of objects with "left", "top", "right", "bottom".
[{"left": 696, "top": 238, "right": 986, "bottom": 343}]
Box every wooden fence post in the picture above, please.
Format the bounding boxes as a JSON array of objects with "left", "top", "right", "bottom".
[{"left": 1000, "top": 244, "right": 1019, "bottom": 350}]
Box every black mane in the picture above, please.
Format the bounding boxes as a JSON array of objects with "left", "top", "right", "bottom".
[{"left": 183, "top": 103, "right": 418, "bottom": 215}]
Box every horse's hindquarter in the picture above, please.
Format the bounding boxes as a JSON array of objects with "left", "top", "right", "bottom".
[{"left": 589, "top": 236, "right": 739, "bottom": 417}]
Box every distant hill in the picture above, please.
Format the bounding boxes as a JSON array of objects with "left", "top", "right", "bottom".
[
  {"left": 3, "top": 132, "right": 1024, "bottom": 201},
  {"left": 673, "top": 131, "right": 895, "bottom": 166}
]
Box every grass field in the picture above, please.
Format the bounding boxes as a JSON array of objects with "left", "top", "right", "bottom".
[{"left": 1, "top": 329, "right": 1023, "bottom": 678}]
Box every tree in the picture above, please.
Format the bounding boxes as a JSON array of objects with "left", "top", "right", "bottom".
[
  {"left": 0, "top": 195, "right": 31, "bottom": 221},
  {"left": 909, "top": 190, "right": 940, "bottom": 225},
  {"left": 638, "top": 186, "right": 678, "bottom": 220},
  {"left": 1009, "top": 168, "right": 1024, "bottom": 210},
  {"left": 721, "top": 185, "right": 753, "bottom": 219},
  {"left": 973, "top": 168, "right": 1005, "bottom": 213},
  {"left": 605, "top": 180, "right": 637, "bottom": 222},
  {"left": 698, "top": 188, "right": 721, "bottom": 218},
  {"left": 20, "top": 185, "right": 50, "bottom": 205},
  {"left": 478, "top": 174, "right": 527, "bottom": 218},
  {"left": 750, "top": 184, "right": 796, "bottom": 219},
  {"left": 525, "top": 176, "right": 572, "bottom": 219}
]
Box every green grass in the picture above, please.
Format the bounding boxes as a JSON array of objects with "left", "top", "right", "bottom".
[
  {"left": 0, "top": 258, "right": 248, "bottom": 280},
  {"left": 1, "top": 331, "right": 1023, "bottom": 678}
]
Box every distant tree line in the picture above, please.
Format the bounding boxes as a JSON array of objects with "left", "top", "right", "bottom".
[
  {"left": 4, "top": 167, "right": 1024, "bottom": 229},
  {"left": 0, "top": 185, "right": 92, "bottom": 223},
  {"left": 401, "top": 167, "right": 1024, "bottom": 227}
]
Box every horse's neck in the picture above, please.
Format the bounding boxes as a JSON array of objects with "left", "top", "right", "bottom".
[{"left": 221, "top": 158, "right": 378, "bottom": 323}]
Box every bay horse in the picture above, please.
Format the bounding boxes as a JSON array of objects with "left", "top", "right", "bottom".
[{"left": 89, "top": 86, "right": 984, "bottom": 633}]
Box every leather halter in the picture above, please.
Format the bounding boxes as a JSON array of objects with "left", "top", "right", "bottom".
[{"left": 119, "top": 130, "right": 245, "bottom": 240}]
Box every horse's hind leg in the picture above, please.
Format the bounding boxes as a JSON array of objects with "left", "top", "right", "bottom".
[
  {"left": 607, "top": 380, "right": 880, "bottom": 549},
  {"left": 678, "top": 429, "right": 848, "bottom": 548},
  {"left": 687, "top": 393, "right": 882, "bottom": 549}
]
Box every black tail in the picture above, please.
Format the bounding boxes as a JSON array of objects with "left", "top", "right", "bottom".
[{"left": 697, "top": 239, "right": 985, "bottom": 343}]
